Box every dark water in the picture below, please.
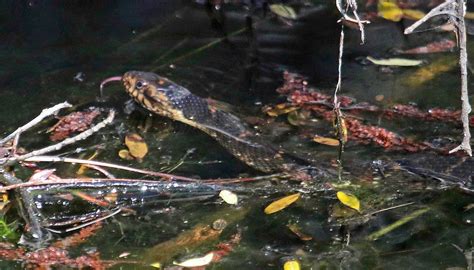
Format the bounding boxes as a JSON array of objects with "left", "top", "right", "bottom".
[{"left": 0, "top": 1, "right": 473, "bottom": 269}]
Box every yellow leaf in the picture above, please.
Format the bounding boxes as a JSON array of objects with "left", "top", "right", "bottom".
[
  {"left": 313, "top": 136, "right": 340, "bottom": 146},
  {"left": 402, "top": 9, "right": 425, "bottom": 20},
  {"left": 340, "top": 118, "right": 348, "bottom": 143},
  {"left": 150, "top": 262, "right": 161, "bottom": 269},
  {"left": 270, "top": 4, "right": 297, "bottom": 20},
  {"left": 283, "top": 260, "right": 301, "bottom": 270},
  {"left": 337, "top": 191, "right": 361, "bottom": 212},
  {"left": 118, "top": 149, "right": 134, "bottom": 160},
  {"left": 76, "top": 151, "right": 99, "bottom": 175},
  {"left": 264, "top": 193, "right": 301, "bottom": 214},
  {"left": 173, "top": 252, "right": 214, "bottom": 267},
  {"left": 219, "top": 190, "right": 238, "bottom": 205},
  {"left": 378, "top": 0, "right": 403, "bottom": 22},
  {"left": 366, "top": 56, "right": 423, "bottom": 66},
  {"left": 264, "top": 104, "right": 298, "bottom": 117},
  {"left": 125, "top": 133, "right": 148, "bottom": 159},
  {"left": 465, "top": 11, "right": 474, "bottom": 20}
]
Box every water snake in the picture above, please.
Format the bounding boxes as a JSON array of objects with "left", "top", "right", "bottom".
[
  {"left": 100, "top": 71, "right": 473, "bottom": 191},
  {"left": 101, "top": 71, "right": 313, "bottom": 174}
]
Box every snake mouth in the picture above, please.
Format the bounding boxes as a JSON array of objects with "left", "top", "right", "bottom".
[{"left": 99, "top": 76, "right": 124, "bottom": 100}]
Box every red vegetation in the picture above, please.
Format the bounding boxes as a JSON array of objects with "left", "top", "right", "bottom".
[
  {"left": 49, "top": 108, "right": 101, "bottom": 141},
  {"left": 275, "top": 71, "right": 469, "bottom": 152}
]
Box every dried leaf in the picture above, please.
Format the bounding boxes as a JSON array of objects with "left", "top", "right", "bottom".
[
  {"left": 219, "top": 190, "right": 238, "bottom": 205},
  {"left": 150, "top": 262, "right": 161, "bottom": 268},
  {"left": 287, "top": 110, "right": 312, "bottom": 126},
  {"left": 465, "top": 11, "right": 474, "bottom": 20},
  {"left": 264, "top": 193, "right": 301, "bottom": 214},
  {"left": 270, "top": 4, "right": 297, "bottom": 20},
  {"left": 402, "top": 9, "right": 425, "bottom": 20},
  {"left": 125, "top": 133, "right": 148, "bottom": 159},
  {"left": 366, "top": 56, "right": 423, "bottom": 66},
  {"left": 378, "top": 0, "right": 403, "bottom": 22},
  {"left": 287, "top": 224, "right": 312, "bottom": 241},
  {"left": 174, "top": 252, "right": 214, "bottom": 267},
  {"left": 264, "top": 104, "right": 298, "bottom": 117},
  {"left": 283, "top": 260, "right": 301, "bottom": 270},
  {"left": 118, "top": 149, "right": 134, "bottom": 160},
  {"left": 76, "top": 151, "right": 99, "bottom": 175},
  {"left": 337, "top": 191, "right": 361, "bottom": 212},
  {"left": 313, "top": 136, "right": 340, "bottom": 146}
]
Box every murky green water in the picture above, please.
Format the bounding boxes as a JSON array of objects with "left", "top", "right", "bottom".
[{"left": 0, "top": 1, "right": 473, "bottom": 269}]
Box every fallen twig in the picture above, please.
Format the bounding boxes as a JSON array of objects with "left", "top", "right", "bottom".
[
  {"left": 1, "top": 110, "right": 116, "bottom": 166},
  {"left": 0, "top": 102, "right": 72, "bottom": 146}
]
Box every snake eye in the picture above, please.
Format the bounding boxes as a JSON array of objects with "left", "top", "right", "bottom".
[{"left": 135, "top": 81, "right": 145, "bottom": 90}]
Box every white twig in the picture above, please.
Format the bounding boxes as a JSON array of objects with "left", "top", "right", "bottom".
[
  {"left": 22, "top": 155, "right": 200, "bottom": 182},
  {"left": 0, "top": 102, "right": 72, "bottom": 146},
  {"left": 404, "top": 0, "right": 471, "bottom": 156},
  {"left": 335, "top": 0, "right": 369, "bottom": 44},
  {"left": 404, "top": 0, "right": 458, "bottom": 35},
  {"left": 1, "top": 110, "right": 116, "bottom": 165}
]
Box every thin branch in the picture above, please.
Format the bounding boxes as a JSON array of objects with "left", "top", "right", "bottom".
[
  {"left": 335, "top": 0, "right": 369, "bottom": 44},
  {"left": 404, "top": 0, "right": 458, "bottom": 35},
  {"left": 1, "top": 110, "right": 116, "bottom": 166},
  {"left": 22, "top": 155, "right": 285, "bottom": 184},
  {"left": 404, "top": 0, "right": 471, "bottom": 156},
  {"left": 0, "top": 102, "right": 72, "bottom": 145},
  {"left": 23, "top": 156, "right": 200, "bottom": 182}
]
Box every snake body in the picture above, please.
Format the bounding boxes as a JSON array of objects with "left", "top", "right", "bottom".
[{"left": 121, "top": 71, "right": 310, "bottom": 173}]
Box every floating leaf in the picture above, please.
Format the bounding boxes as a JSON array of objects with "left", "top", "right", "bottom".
[
  {"left": 77, "top": 151, "right": 99, "bottom": 175},
  {"left": 219, "top": 190, "right": 238, "bottom": 205},
  {"left": 118, "top": 149, "right": 134, "bottom": 160},
  {"left": 336, "top": 191, "right": 361, "bottom": 212},
  {"left": 287, "top": 224, "right": 312, "bottom": 241},
  {"left": 313, "top": 136, "right": 340, "bottom": 146},
  {"left": 174, "top": 252, "right": 214, "bottom": 267},
  {"left": 125, "top": 133, "right": 148, "bottom": 159},
  {"left": 377, "top": 0, "right": 403, "bottom": 22},
  {"left": 287, "top": 110, "right": 312, "bottom": 126},
  {"left": 402, "top": 9, "right": 425, "bottom": 20},
  {"left": 366, "top": 56, "right": 423, "bottom": 66},
  {"left": 283, "top": 260, "right": 301, "bottom": 270},
  {"left": 150, "top": 262, "right": 161, "bottom": 269},
  {"left": 264, "top": 193, "right": 300, "bottom": 214},
  {"left": 465, "top": 11, "right": 474, "bottom": 20},
  {"left": 264, "top": 103, "right": 298, "bottom": 117},
  {"left": 270, "top": 4, "right": 297, "bottom": 20}
]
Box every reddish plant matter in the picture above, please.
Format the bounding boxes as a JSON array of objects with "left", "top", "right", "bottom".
[
  {"left": 48, "top": 108, "right": 102, "bottom": 142},
  {"left": 274, "top": 72, "right": 446, "bottom": 152},
  {"left": 0, "top": 222, "right": 112, "bottom": 269}
]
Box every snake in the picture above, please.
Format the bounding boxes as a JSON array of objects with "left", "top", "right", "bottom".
[
  {"left": 101, "top": 71, "right": 314, "bottom": 174},
  {"left": 100, "top": 71, "right": 473, "bottom": 192}
]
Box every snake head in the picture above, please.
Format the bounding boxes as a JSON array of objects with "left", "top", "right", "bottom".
[{"left": 121, "top": 71, "right": 191, "bottom": 117}]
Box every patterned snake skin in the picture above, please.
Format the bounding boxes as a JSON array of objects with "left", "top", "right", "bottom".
[{"left": 121, "top": 71, "right": 311, "bottom": 173}]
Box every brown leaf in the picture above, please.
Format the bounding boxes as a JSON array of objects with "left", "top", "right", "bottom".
[
  {"left": 313, "top": 136, "right": 340, "bottom": 146},
  {"left": 125, "top": 133, "right": 148, "bottom": 159}
]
